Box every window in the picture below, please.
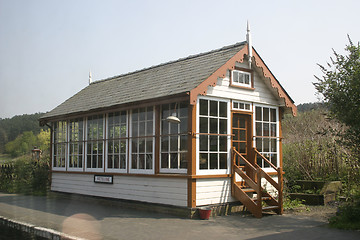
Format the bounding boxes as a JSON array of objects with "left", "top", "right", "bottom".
[
  {"left": 86, "top": 115, "right": 104, "bottom": 171},
  {"left": 233, "top": 101, "right": 251, "bottom": 111},
  {"left": 107, "top": 111, "right": 127, "bottom": 172},
  {"left": 255, "top": 106, "right": 278, "bottom": 168},
  {"left": 130, "top": 107, "right": 154, "bottom": 173},
  {"left": 53, "top": 121, "right": 67, "bottom": 169},
  {"left": 198, "top": 98, "right": 229, "bottom": 172},
  {"left": 160, "top": 102, "right": 188, "bottom": 172},
  {"left": 69, "top": 118, "right": 84, "bottom": 169},
  {"left": 231, "top": 70, "right": 252, "bottom": 87}
]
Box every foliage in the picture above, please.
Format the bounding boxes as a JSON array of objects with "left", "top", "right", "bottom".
[
  {"left": 4, "top": 129, "right": 50, "bottom": 158},
  {"left": 0, "top": 155, "right": 50, "bottom": 195},
  {"left": 282, "top": 109, "right": 358, "bottom": 186},
  {"left": 0, "top": 113, "right": 46, "bottom": 153},
  {"left": 296, "top": 102, "right": 325, "bottom": 113},
  {"left": 314, "top": 37, "right": 360, "bottom": 161},
  {"left": 283, "top": 197, "right": 306, "bottom": 210},
  {"left": 329, "top": 189, "right": 360, "bottom": 230}
]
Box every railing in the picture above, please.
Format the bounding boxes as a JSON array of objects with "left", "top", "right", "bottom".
[
  {"left": 253, "top": 148, "right": 283, "bottom": 214},
  {"left": 231, "top": 147, "right": 283, "bottom": 217}
]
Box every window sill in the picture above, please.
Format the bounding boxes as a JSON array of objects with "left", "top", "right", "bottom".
[{"left": 229, "top": 84, "right": 255, "bottom": 90}]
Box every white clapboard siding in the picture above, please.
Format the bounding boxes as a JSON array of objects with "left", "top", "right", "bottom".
[
  {"left": 51, "top": 173, "right": 188, "bottom": 207},
  {"left": 206, "top": 70, "right": 280, "bottom": 106},
  {"left": 196, "top": 178, "right": 237, "bottom": 206}
]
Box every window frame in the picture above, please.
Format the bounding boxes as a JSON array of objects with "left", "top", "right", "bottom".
[
  {"left": 196, "top": 96, "right": 231, "bottom": 175},
  {"left": 129, "top": 107, "right": 155, "bottom": 174},
  {"left": 253, "top": 104, "right": 280, "bottom": 171},
  {"left": 159, "top": 102, "right": 188, "bottom": 174},
  {"left": 85, "top": 114, "right": 105, "bottom": 173},
  {"left": 230, "top": 68, "right": 254, "bottom": 89},
  {"left": 67, "top": 118, "right": 84, "bottom": 171},
  {"left": 52, "top": 121, "right": 68, "bottom": 171},
  {"left": 105, "top": 111, "right": 128, "bottom": 173}
]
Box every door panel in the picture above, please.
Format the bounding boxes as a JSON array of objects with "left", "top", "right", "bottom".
[{"left": 232, "top": 113, "right": 251, "bottom": 167}]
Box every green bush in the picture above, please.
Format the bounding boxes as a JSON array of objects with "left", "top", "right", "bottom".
[
  {"left": 329, "top": 190, "right": 360, "bottom": 230},
  {"left": 0, "top": 155, "right": 50, "bottom": 195}
]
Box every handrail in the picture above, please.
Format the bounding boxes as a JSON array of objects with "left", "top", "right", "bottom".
[
  {"left": 253, "top": 148, "right": 278, "bottom": 171},
  {"left": 232, "top": 147, "right": 257, "bottom": 172}
]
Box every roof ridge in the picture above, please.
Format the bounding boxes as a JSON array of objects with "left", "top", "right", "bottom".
[{"left": 91, "top": 41, "right": 246, "bottom": 85}]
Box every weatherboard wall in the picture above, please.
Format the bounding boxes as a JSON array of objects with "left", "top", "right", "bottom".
[{"left": 51, "top": 172, "right": 188, "bottom": 207}]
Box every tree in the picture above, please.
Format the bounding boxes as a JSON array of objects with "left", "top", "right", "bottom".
[{"left": 314, "top": 37, "right": 360, "bottom": 158}]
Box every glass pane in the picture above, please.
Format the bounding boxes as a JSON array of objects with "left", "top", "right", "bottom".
[
  {"left": 132, "top": 109, "right": 138, "bottom": 122},
  {"left": 139, "top": 122, "right": 145, "bottom": 136},
  {"left": 139, "top": 139, "right": 145, "bottom": 153},
  {"left": 233, "top": 102, "right": 238, "bottom": 109},
  {"left": 263, "top": 154, "right": 270, "bottom": 168},
  {"left": 210, "top": 101, "right": 218, "bottom": 117},
  {"left": 200, "top": 153, "right": 208, "bottom": 169},
  {"left": 219, "top": 153, "right": 227, "bottom": 169},
  {"left": 147, "top": 121, "right": 153, "bottom": 135},
  {"left": 199, "top": 99, "right": 208, "bottom": 116},
  {"left": 271, "top": 154, "right": 277, "bottom": 167},
  {"left": 180, "top": 135, "right": 187, "bottom": 151},
  {"left": 180, "top": 153, "right": 187, "bottom": 169},
  {"left": 138, "top": 154, "right": 145, "bottom": 169},
  {"left": 114, "top": 156, "right": 119, "bottom": 168},
  {"left": 239, "top": 118, "right": 245, "bottom": 128},
  {"left": 219, "top": 102, "right": 227, "bottom": 117},
  {"left": 161, "top": 153, "right": 169, "bottom": 168},
  {"left": 210, "top": 153, "right": 218, "bottom": 169},
  {"left": 170, "top": 153, "right": 178, "bottom": 169},
  {"left": 233, "top": 71, "right": 239, "bottom": 83},
  {"left": 146, "top": 154, "right": 152, "bottom": 169},
  {"left": 263, "top": 108, "right": 269, "bottom": 122},
  {"left": 271, "top": 124, "right": 277, "bottom": 137},
  {"left": 120, "top": 140, "right": 126, "bottom": 153},
  {"left": 161, "top": 137, "right": 169, "bottom": 152},
  {"left": 270, "top": 108, "right": 277, "bottom": 122},
  {"left": 210, "top": 135, "right": 218, "bottom": 151},
  {"left": 239, "top": 142, "right": 246, "bottom": 153},
  {"left": 233, "top": 129, "right": 239, "bottom": 140},
  {"left": 132, "top": 139, "right": 138, "bottom": 153},
  {"left": 219, "top": 119, "right": 227, "bottom": 134},
  {"left": 219, "top": 136, "right": 227, "bottom": 151},
  {"left": 170, "top": 136, "right": 178, "bottom": 151},
  {"left": 162, "top": 121, "right": 169, "bottom": 135},
  {"left": 271, "top": 139, "right": 277, "bottom": 152},
  {"left": 179, "top": 102, "right": 188, "bottom": 118},
  {"left": 120, "top": 155, "right": 126, "bottom": 169},
  {"left": 255, "top": 107, "right": 262, "bottom": 121},
  {"left": 264, "top": 138, "right": 270, "bottom": 152},
  {"left": 200, "top": 117, "right": 208, "bottom": 133},
  {"left": 257, "top": 155, "right": 262, "bottom": 167},
  {"left": 199, "top": 135, "right": 208, "bottom": 151},
  {"left": 170, "top": 122, "right": 178, "bottom": 134},
  {"left": 256, "top": 138, "right": 262, "bottom": 151},
  {"left": 233, "top": 115, "right": 238, "bottom": 127},
  {"left": 240, "top": 130, "right": 246, "bottom": 141},
  {"left": 210, "top": 118, "right": 218, "bottom": 133},
  {"left": 180, "top": 118, "right": 187, "bottom": 133},
  {"left": 114, "top": 142, "right": 119, "bottom": 153},
  {"left": 255, "top": 122, "right": 262, "bottom": 137},
  {"left": 146, "top": 139, "right": 153, "bottom": 153},
  {"left": 244, "top": 74, "right": 250, "bottom": 85},
  {"left": 263, "top": 123, "right": 270, "bottom": 136},
  {"left": 139, "top": 108, "right": 146, "bottom": 121},
  {"left": 146, "top": 108, "right": 153, "bottom": 121},
  {"left": 132, "top": 122, "right": 138, "bottom": 137}
]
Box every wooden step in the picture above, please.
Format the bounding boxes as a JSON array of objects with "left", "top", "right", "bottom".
[
  {"left": 262, "top": 206, "right": 279, "bottom": 211},
  {"left": 241, "top": 188, "right": 256, "bottom": 193},
  {"left": 253, "top": 196, "right": 272, "bottom": 201}
]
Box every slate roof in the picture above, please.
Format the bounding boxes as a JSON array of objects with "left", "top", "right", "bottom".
[{"left": 40, "top": 42, "right": 246, "bottom": 121}]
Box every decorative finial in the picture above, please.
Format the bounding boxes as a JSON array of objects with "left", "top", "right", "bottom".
[
  {"left": 89, "top": 70, "right": 92, "bottom": 85},
  {"left": 246, "top": 21, "right": 252, "bottom": 68}
]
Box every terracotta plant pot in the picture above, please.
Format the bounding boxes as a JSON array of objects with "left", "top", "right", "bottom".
[{"left": 199, "top": 207, "right": 212, "bottom": 220}]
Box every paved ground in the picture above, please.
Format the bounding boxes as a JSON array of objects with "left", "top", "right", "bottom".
[{"left": 0, "top": 193, "right": 359, "bottom": 240}]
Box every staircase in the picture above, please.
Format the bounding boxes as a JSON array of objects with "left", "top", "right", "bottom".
[{"left": 231, "top": 147, "right": 283, "bottom": 218}]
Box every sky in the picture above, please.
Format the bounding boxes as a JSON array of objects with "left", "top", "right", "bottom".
[{"left": 1, "top": 0, "right": 360, "bottom": 119}]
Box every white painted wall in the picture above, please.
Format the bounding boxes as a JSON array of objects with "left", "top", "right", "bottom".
[
  {"left": 51, "top": 173, "right": 188, "bottom": 207},
  {"left": 196, "top": 178, "right": 237, "bottom": 206},
  {"left": 206, "top": 62, "right": 280, "bottom": 106}
]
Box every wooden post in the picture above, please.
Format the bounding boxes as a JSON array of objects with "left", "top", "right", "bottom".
[
  {"left": 278, "top": 167, "right": 284, "bottom": 215},
  {"left": 187, "top": 104, "right": 197, "bottom": 208}
]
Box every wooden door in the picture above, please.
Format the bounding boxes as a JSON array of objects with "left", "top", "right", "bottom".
[{"left": 232, "top": 113, "right": 252, "bottom": 167}]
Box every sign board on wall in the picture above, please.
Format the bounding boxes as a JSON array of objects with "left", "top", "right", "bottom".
[{"left": 94, "top": 175, "right": 113, "bottom": 184}]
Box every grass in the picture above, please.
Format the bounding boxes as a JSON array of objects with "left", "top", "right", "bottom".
[{"left": 0, "top": 154, "right": 14, "bottom": 164}]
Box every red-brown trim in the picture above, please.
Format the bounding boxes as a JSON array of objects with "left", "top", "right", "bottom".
[
  {"left": 51, "top": 170, "right": 231, "bottom": 179},
  {"left": 252, "top": 48, "right": 297, "bottom": 116},
  {"left": 189, "top": 45, "right": 248, "bottom": 105},
  {"left": 189, "top": 44, "right": 297, "bottom": 116},
  {"left": 279, "top": 108, "right": 284, "bottom": 169},
  {"left": 187, "top": 104, "right": 197, "bottom": 207}
]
